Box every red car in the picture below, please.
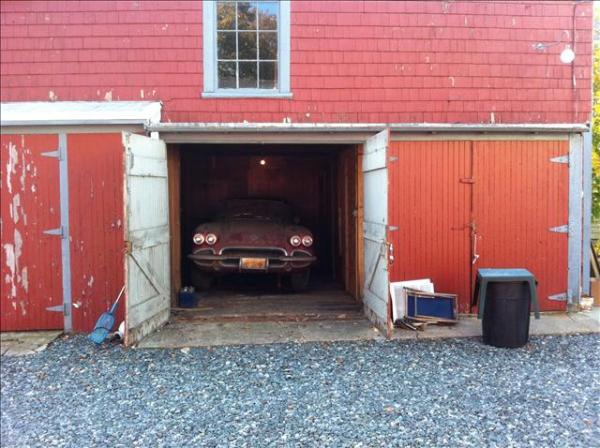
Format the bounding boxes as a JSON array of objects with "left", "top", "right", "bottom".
[{"left": 188, "top": 199, "right": 316, "bottom": 291}]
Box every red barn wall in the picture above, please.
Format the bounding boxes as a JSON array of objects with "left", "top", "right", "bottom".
[
  {"left": 0, "top": 1, "right": 593, "bottom": 124},
  {"left": 68, "top": 133, "right": 125, "bottom": 332}
]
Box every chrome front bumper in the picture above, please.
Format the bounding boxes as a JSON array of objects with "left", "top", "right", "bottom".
[{"left": 188, "top": 247, "right": 316, "bottom": 272}]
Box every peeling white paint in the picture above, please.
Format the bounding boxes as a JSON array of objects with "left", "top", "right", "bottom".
[
  {"left": 104, "top": 90, "right": 113, "bottom": 101},
  {"left": 11, "top": 193, "right": 21, "bottom": 224},
  {"left": 31, "top": 184, "right": 36, "bottom": 193},
  {"left": 14, "top": 229, "right": 23, "bottom": 278},
  {"left": 49, "top": 90, "right": 57, "bottom": 101},
  {"left": 87, "top": 275, "right": 94, "bottom": 288},
  {"left": 20, "top": 152, "right": 26, "bottom": 192},
  {"left": 490, "top": 112, "right": 496, "bottom": 124},
  {"left": 5, "top": 142, "right": 18, "bottom": 194},
  {"left": 2, "top": 243, "right": 16, "bottom": 298},
  {"left": 11, "top": 301, "right": 17, "bottom": 311},
  {"left": 21, "top": 267, "right": 28, "bottom": 292},
  {"left": 449, "top": 76, "right": 455, "bottom": 87},
  {"left": 140, "top": 89, "right": 145, "bottom": 99}
]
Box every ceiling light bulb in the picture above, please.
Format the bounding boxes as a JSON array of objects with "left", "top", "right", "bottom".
[{"left": 260, "top": 159, "right": 266, "bottom": 166}]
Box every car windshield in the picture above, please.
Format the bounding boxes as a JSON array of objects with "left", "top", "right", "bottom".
[{"left": 218, "top": 199, "right": 293, "bottom": 223}]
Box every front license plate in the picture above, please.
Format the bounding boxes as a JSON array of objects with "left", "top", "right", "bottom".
[{"left": 240, "top": 257, "right": 267, "bottom": 270}]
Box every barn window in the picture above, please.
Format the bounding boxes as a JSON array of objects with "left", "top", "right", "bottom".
[{"left": 203, "top": 0, "right": 291, "bottom": 97}]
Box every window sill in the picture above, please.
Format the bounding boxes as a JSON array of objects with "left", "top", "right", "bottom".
[{"left": 202, "top": 91, "right": 293, "bottom": 99}]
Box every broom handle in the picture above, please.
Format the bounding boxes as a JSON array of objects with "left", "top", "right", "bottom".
[{"left": 109, "top": 286, "right": 126, "bottom": 314}]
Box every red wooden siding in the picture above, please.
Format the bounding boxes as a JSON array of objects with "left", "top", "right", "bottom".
[
  {"left": 472, "top": 140, "right": 568, "bottom": 312},
  {"left": 1, "top": 134, "right": 63, "bottom": 331},
  {"left": 0, "top": 1, "right": 593, "bottom": 124},
  {"left": 388, "top": 139, "right": 569, "bottom": 313},
  {"left": 68, "top": 133, "right": 125, "bottom": 332},
  {"left": 388, "top": 141, "right": 472, "bottom": 312}
]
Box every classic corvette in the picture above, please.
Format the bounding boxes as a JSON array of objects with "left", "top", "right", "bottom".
[{"left": 188, "top": 199, "right": 316, "bottom": 291}]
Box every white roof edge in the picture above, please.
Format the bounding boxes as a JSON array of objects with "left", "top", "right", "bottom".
[
  {"left": 146, "top": 122, "right": 589, "bottom": 133},
  {"left": 0, "top": 101, "right": 162, "bottom": 126}
]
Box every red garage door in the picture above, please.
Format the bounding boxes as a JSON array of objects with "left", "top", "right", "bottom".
[
  {"left": 1, "top": 134, "right": 64, "bottom": 331},
  {"left": 472, "top": 140, "right": 568, "bottom": 312},
  {"left": 388, "top": 139, "right": 568, "bottom": 313}
]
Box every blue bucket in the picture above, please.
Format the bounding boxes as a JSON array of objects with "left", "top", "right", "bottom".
[{"left": 179, "top": 289, "right": 198, "bottom": 308}]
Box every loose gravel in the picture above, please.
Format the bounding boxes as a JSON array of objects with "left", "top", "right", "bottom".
[{"left": 1, "top": 334, "right": 599, "bottom": 448}]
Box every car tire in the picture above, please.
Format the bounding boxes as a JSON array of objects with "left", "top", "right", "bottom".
[
  {"left": 290, "top": 269, "right": 310, "bottom": 292},
  {"left": 190, "top": 267, "right": 213, "bottom": 291}
]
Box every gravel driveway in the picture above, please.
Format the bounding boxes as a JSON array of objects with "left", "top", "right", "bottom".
[{"left": 1, "top": 334, "right": 599, "bottom": 447}]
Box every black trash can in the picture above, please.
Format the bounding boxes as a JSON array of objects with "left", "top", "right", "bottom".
[{"left": 482, "top": 281, "right": 531, "bottom": 348}]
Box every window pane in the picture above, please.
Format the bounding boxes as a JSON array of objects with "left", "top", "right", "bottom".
[
  {"left": 258, "top": 2, "right": 278, "bottom": 30},
  {"left": 218, "top": 61, "right": 236, "bottom": 88},
  {"left": 259, "top": 32, "right": 277, "bottom": 60},
  {"left": 238, "top": 32, "right": 257, "bottom": 59},
  {"left": 239, "top": 61, "right": 257, "bottom": 88},
  {"left": 217, "top": 1, "right": 236, "bottom": 30},
  {"left": 237, "top": 1, "right": 256, "bottom": 30},
  {"left": 217, "top": 32, "right": 236, "bottom": 59},
  {"left": 259, "top": 61, "right": 276, "bottom": 89}
]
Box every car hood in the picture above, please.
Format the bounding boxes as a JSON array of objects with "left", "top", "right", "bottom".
[{"left": 194, "top": 219, "right": 311, "bottom": 248}]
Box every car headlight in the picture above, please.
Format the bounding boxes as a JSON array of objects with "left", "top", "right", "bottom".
[
  {"left": 302, "top": 236, "right": 313, "bottom": 247},
  {"left": 290, "top": 235, "right": 302, "bottom": 247},
  {"left": 193, "top": 233, "right": 204, "bottom": 245},
  {"left": 205, "top": 233, "right": 218, "bottom": 245}
]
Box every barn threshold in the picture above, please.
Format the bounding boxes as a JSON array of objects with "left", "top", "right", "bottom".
[{"left": 136, "top": 308, "right": 600, "bottom": 349}]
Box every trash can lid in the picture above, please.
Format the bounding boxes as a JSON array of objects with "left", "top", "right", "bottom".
[
  {"left": 477, "top": 268, "right": 535, "bottom": 281},
  {"left": 473, "top": 268, "right": 539, "bottom": 320}
]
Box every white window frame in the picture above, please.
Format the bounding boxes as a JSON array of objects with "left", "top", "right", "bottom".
[{"left": 202, "top": 0, "right": 291, "bottom": 98}]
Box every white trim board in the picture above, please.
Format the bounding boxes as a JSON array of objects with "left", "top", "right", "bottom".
[{"left": 1, "top": 101, "right": 161, "bottom": 127}]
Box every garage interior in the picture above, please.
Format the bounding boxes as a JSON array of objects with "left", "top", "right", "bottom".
[{"left": 167, "top": 143, "right": 364, "bottom": 325}]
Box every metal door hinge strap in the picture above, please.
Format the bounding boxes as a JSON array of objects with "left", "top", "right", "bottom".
[
  {"left": 550, "top": 155, "right": 568, "bottom": 164},
  {"left": 46, "top": 303, "right": 70, "bottom": 315},
  {"left": 43, "top": 227, "right": 64, "bottom": 238},
  {"left": 460, "top": 178, "right": 475, "bottom": 184},
  {"left": 41, "top": 150, "right": 61, "bottom": 159},
  {"left": 549, "top": 225, "right": 568, "bottom": 233},
  {"left": 548, "top": 293, "right": 567, "bottom": 301}
]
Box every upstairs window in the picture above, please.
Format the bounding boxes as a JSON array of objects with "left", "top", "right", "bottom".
[{"left": 203, "top": 1, "right": 291, "bottom": 98}]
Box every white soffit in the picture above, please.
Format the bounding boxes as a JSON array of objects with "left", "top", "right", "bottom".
[{"left": 0, "top": 101, "right": 162, "bottom": 126}]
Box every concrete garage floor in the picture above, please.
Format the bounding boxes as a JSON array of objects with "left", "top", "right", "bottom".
[
  {"left": 140, "top": 284, "right": 377, "bottom": 348},
  {"left": 1, "top": 331, "right": 62, "bottom": 356}
]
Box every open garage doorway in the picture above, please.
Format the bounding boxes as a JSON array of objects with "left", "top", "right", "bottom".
[{"left": 166, "top": 143, "right": 364, "bottom": 325}]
